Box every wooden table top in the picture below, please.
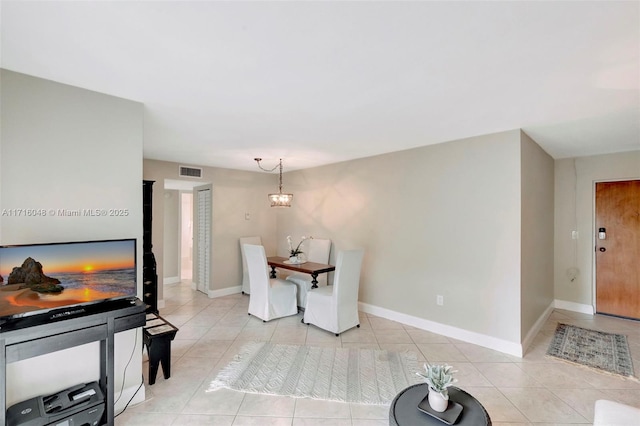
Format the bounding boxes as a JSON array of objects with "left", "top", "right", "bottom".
[{"left": 267, "top": 256, "right": 335, "bottom": 274}]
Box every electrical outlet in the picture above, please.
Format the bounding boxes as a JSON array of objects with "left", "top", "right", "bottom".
[
  {"left": 245, "top": 213, "right": 251, "bottom": 220},
  {"left": 571, "top": 230, "right": 578, "bottom": 240},
  {"left": 436, "top": 295, "right": 444, "bottom": 306}
]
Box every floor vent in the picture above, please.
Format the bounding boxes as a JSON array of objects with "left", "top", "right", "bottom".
[{"left": 179, "top": 165, "right": 202, "bottom": 178}]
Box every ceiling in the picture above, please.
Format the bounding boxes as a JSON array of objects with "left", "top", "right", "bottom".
[{"left": 1, "top": 1, "right": 638, "bottom": 171}]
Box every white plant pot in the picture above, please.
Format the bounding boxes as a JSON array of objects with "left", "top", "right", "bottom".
[{"left": 428, "top": 390, "right": 449, "bottom": 412}]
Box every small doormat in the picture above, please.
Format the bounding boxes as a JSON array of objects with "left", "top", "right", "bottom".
[
  {"left": 546, "top": 323, "right": 636, "bottom": 379},
  {"left": 207, "top": 341, "right": 421, "bottom": 404}
]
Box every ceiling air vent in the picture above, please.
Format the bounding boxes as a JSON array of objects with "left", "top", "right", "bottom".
[{"left": 179, "top": 165, "right": 202, "bottom": 178}]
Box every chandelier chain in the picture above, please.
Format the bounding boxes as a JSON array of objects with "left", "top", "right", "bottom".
[{"left": 254, "top": 158, "right": 280, "bottom": 173}]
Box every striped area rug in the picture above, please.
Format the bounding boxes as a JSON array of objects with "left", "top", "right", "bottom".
[
  {"left": 207, "top": 342, "right": 421, "bottom": 404},
  {"left": 547, "top": 323, "right": 636, "bottom": 379}
]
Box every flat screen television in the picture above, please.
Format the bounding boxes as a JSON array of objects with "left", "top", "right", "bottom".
[{"left": 0, "top": 238, "right": 137, "bottom": 329}]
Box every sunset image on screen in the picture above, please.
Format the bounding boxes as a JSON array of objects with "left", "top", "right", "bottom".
[
  {"left": 0, "top": 240, "right": 135, "bottom": 277},
  {"left": 0, "top": 239, "right": 137, "bottom": 319}
]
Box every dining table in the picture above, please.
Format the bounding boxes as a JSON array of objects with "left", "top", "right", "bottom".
[{"left": 266, "top": 256, "right": 335, "bottom": 289}]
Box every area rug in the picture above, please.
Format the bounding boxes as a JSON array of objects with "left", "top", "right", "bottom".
[
  {"left": 547, "top": 323, "right": 636, "bottom": 379},
  {"left": 207, "top": 341, "right": 422, "bottom": 404}
]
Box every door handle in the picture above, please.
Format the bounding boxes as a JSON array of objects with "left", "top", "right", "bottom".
[{"left": 599, "top": 247, "right": 606, "bottom": 252}]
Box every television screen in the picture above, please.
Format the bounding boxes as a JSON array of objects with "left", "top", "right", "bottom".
[{"left": 0, "top": 239, "right": 137, "bottom": 322}]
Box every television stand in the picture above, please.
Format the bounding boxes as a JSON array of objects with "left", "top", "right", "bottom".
[{"left": 0, "top": 298, "right": 146, "bottom": 426}]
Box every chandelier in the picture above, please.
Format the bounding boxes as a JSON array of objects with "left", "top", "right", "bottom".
[{"left": 254, "top": 158, "right": 293, "bottom": 207}]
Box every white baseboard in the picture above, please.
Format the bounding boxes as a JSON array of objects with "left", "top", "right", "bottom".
[
  {"left": 163, "top": 276, "right": 180, "bottom": 285},
  {"left": 208, "top": 285, "right": 242, "bottom": 299},
  {"left": 358, "top": 302, "right": 524, "bottom": 357},
  {"left": 521, "top": 302, "right": 554, "bottom": 354},
  {"left": 115, "top": 382, "right": 145, "bottom": 415},
  {"left": 554, "top": 299, "right": 594, "bottom": 315}
]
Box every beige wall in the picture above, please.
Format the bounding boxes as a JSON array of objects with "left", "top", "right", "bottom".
[
  {"left": 0, "top": 70, "right": 144, "bottom": 408},
  {"left": 150, "top": 131, "right": 555, "bottom": 351},
  {"left": 278, "top": 130, "right": 525, "bottom": 346},
  {"left": 520, "top": 131, "right": 555, "bottom": 340},
  {"left": 147, "top": 129, "right": 603, "bottom": 355},
  {"left": 143, "top": 159, "right": 278, "bottom": 302},
  {"left": 554, "top": 151, "right": 640, "bottom": 310}
]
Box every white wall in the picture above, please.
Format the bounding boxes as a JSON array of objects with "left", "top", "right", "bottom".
[
  {"left": 554, "top": 151, "right": 640, "bottom": 311},
  {"left": 0, "top": 70, "right": 145, "bottom": 409},
  {"left": 279, "top": 130, "right": 524, "bottom": 348}
]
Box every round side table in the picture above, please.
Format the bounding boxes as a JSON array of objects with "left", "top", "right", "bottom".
[{"left": 389, "top": 383, "right": 491, "bottom": 425}]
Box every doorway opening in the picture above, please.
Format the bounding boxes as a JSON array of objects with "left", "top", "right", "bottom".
[
  {"left": 164, "top": 179, "right": 211, "bottom": 295},
  {"left": 180, "top": 192, "right": 193, "bottom": 280}
]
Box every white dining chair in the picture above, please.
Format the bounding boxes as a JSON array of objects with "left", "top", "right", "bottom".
[
  {"left": 239, "top": 236, "right": 262, "bottom": 294},
  {"left": 245, "top": 244, "right": 298, "bottom": 322},
  {"left": 302, "top": 248, "right": 364, "bottom": 335},
  {"left": 286, "top": 238, "right": 331, "bottom": 308}
]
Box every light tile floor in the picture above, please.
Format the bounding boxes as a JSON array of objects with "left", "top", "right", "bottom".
[{"left": 116, "top": 280, "right": 640, "bottom": 425}]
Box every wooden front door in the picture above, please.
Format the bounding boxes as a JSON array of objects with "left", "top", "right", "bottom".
[{"left": 595, "top": 180, "right": 640, "bottom": 319}]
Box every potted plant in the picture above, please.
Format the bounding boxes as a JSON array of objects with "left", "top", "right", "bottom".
[
  {"left": 287, "top": 235, "right": 311, "bottom": 263},
  {"left": 416, "top": 363, "right": 457, "bottom": 412}
]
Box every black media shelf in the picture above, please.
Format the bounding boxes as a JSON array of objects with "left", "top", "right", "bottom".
[{"left": 0, "top": 298, "right": 146, "bottom": 426}]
